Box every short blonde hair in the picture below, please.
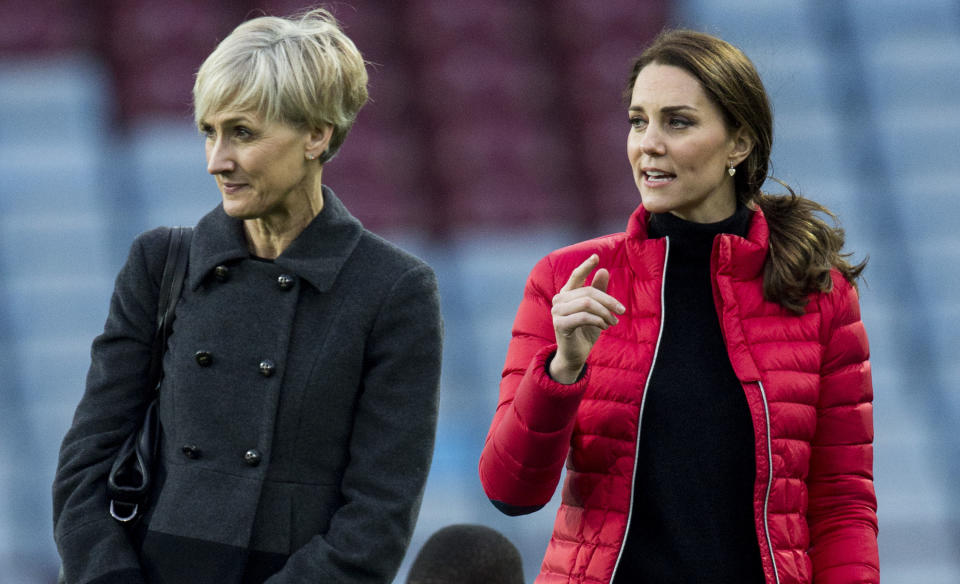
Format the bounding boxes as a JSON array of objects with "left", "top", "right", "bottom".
[{"left": 193, "top": 8, "right": 368, "bottom": 163}]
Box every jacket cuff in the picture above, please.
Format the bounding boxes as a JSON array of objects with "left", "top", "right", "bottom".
[
  {"left": 512, "top": 345, "right": 590, "bottom": 433},
  {"left": 57, "top": 518, "right": 143, "bottom": 584}
]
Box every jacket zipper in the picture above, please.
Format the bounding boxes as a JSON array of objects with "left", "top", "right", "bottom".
[
  {"left": 606, "top": 236, "right": 780, "bottom": 584},
  {"left": 609, "top": 237, "right": 670, "bottom": 583},
  {"left": 710, "top": 234, "right": 779, "bottom": 583},
  {"left": 756, "top": 380, "right": 780, "bottom": 584}
]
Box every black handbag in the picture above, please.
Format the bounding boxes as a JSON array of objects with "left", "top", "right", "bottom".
[{"left": 107, "top": 226, "right": 192, "bottom": 523}]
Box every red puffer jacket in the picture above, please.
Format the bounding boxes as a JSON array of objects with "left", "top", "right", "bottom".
[{"left": 479, "top": 204, "right": 879, "bottom": 584}]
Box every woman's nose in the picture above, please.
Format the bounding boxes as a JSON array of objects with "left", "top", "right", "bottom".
[
  {"left": 639, "top": 126, "right": 666, "bottom": 156},
  {"left": 206, "top": 138, "right": 235, "bottom": 175}
]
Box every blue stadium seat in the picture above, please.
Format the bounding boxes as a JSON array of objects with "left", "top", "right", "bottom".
[{"left": 0, "top": 54, "right": 116, "bottom": 576}]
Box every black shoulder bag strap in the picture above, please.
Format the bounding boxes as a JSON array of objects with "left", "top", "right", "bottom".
[
  {"left": 108, "top": 226, "right": 193, "bottom": 522},
  {"left": 151, "top": 226, "right": 193, "bottom": 388}
]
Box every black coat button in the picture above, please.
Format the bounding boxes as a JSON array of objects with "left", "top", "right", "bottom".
[
  {"left": 243, "top": 449, "right": 262, "bottom": 466},
  {"left": 194, "top": 351, "right": 213, "bottom": 366},
  {"left": 277, "top": 274, "right": 295, "bottom": 290},
  {"left": 182, "top": 444, "right": 201, "bottom": 459},
  {"left": 259, "top": 360, "right": 276, "bottom": 377},
  {"left": 214, "top": 265, "right": 230, "bottom": 282}
]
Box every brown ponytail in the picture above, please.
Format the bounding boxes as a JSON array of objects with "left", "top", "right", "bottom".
[
  {"left": 629, "top": 30, "right": 867, "bottom": 315},
  {"left": 756, "top": 186, "right": 866, "bottom": 315}
]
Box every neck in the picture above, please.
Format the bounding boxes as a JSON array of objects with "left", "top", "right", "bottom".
[{"left": 244, "top": 172, "right": 324, "bottom": 259}]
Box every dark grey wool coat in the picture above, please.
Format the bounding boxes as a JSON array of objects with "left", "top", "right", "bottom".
[{"left": 53, "top": 187, "right": 443, "bottom": 583}]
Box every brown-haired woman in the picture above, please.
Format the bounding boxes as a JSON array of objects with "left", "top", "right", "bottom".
[{"left": 479, "top": 30, "right": 878, "bottom": 583}]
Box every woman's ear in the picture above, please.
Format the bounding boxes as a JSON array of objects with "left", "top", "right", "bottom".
[
  {"left": 729, "top": 127, "right": 755, "bottom": 167},
  {"left": 305, "top": 125, "right": 334, "bottom": 161}
]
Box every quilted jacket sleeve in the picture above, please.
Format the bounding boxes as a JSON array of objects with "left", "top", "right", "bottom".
[
  {"left": 807, "top": 273, "right": 879, "bottom": 583},
  {"left": 479, "top": 254, "right": 591, "bottom": 514},
  {"left": 53, "top": 229, "right": 172, "bottom": 584}
]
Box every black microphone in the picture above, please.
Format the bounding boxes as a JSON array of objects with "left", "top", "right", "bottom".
[{"left": 407, "top": 524, "right": 525, "bottom": 584}]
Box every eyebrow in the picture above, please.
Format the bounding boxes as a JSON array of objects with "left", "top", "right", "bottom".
[
  {"left": 628, "top": 105, "right": 698, "bottom": 114},
  {"left": 199, "top": 115, "right": 254, "bottom": 127}
]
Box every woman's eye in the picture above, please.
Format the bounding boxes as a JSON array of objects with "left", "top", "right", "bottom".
[
  {"left": 629, "top": 117, "right": 647, "bottom": 130},
  {"left": 199, "top": 125, "right": 215, "bottom": 139},
  {"left": 235, "top": 126, "right": 253, "bottom": 138},
  {"left": 669, "top": 117, "right": 692, "bottom": 128}
]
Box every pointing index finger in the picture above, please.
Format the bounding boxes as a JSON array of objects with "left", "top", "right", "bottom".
[{"left": 561, "top": 254, "right": 599, "bottom": 292}]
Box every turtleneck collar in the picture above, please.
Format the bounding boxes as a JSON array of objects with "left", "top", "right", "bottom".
[
  {"left": 624, "top": 200, "right": 770, "bottom": 283},
  {"left": 646, "top": 204, "right": 753, "bottom": 262},
  {"left": 647, "top": 203, "right": 752, "bottom": 242}
]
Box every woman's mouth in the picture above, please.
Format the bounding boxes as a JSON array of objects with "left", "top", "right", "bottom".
[
  {"left": 642, "top": 170, "right": 676, "bottom": 186},
  {"left": 222, "top": 182, "right": 248, "bottom": 194}
]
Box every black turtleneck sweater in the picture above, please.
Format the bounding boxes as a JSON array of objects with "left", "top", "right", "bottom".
[{"left": 613, "top": 205, "right": 765, "bottom": 584}]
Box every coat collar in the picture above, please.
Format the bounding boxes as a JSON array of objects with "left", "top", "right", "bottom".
[
  {"left": 187, "top": 185, "right": 364, "bottom": 292},
  {"left": 625, "top": 202, "right": 770, "bottom": 280},
  {"left": 626, "top": 203, "right": 772, "bottom": 383}
]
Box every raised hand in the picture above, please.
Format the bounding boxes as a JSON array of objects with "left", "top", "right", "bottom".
[{"left": 549, "top": 254, "right": 625, "bottom": 384}]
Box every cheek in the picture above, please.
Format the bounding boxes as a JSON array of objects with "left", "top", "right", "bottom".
[
  {"left": 677, "top": 141, "right": 723, "bottom": 174},
  {"left": 626, "top": 133, "right": 642, "bottom": 162}
]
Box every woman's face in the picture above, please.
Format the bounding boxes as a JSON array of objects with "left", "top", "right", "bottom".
[
  {"left": 201, "top": 110, "right": 325, "bottom": 220},
  {"left": 626, "top": 63, "right": 750, "bottom": 223}
]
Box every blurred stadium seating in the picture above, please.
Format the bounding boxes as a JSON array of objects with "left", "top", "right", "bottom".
[{"left": 0, "top": 1, "right": 956, "bottom": 582}]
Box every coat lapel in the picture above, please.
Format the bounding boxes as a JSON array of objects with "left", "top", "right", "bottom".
[{"left": 187, "top": 186, "right": 364, "bottom": 292}]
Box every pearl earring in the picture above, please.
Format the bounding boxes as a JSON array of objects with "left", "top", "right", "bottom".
[
  {"left": 307, "top": 154, "right": 316, "bottom": 161},
  {"left": 728, "top": 162, "right": 736, "bottom": 177}
]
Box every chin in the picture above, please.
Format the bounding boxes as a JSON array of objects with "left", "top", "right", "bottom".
[
  {"left": 221, "top": 201, "right": 258, "bottom": 220},
  {"left": 638, "top": 194, "right": 674, "bottom": 215},
  {"left": 640, "top": 201, "right": 662, "bottom": 214}
]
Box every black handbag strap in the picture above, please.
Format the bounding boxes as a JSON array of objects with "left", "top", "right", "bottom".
[{"left": 148, "top": 227, "right": 193, "bottom": 390}]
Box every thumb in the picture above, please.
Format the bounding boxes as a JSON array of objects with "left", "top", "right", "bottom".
[{"left": 590, "top": 268, "right": 610, "bottom": 293}]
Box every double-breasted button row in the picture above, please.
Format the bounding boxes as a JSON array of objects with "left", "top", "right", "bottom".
[
  {"left": 181, "top": 444, "right": 264, "bottom": 467},
  {"left": 194, "top": 351, "right": 278, "bottom": 377},
  {"left": 210, "top": 266, "right": 295, "bottom": 289}
]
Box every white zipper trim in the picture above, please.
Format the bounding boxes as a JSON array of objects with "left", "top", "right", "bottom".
[
  {"left": 609, "top": 236, "right": 670, "bottom": 583},
  {"left": 756, "top": 380, "right": 780, "bottom": 584}
]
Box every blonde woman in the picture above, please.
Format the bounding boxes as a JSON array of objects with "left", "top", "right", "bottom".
[{"left": 54, "top": 10, "right": 443, "bottom": 583}]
